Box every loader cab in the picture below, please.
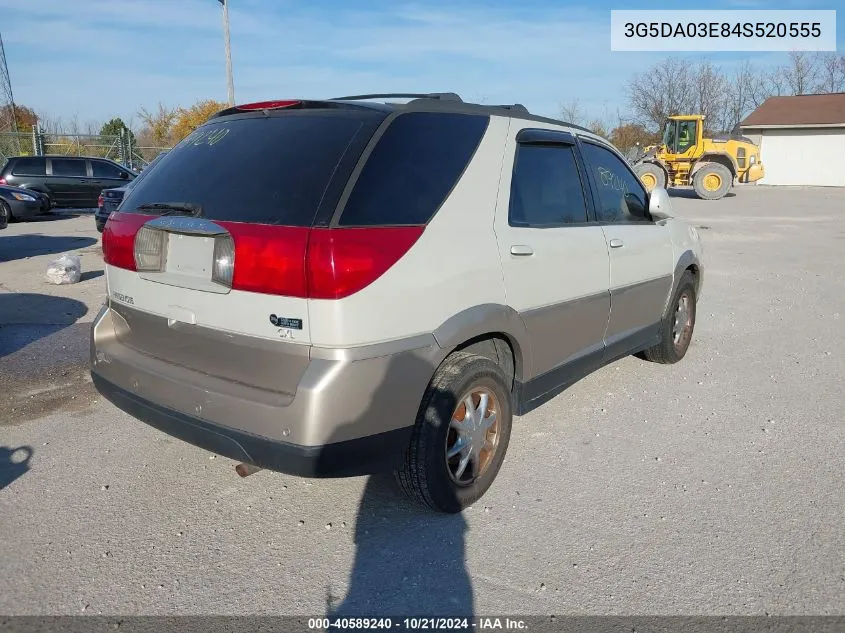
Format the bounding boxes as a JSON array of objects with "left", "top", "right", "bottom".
[{"left": 662, "top": 116, "right": 703, "bottom": 156}]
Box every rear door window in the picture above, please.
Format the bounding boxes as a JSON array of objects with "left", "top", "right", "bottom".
[
  {"left": 120, "top": 112, "right": 384, "bottom": 226},
  {"left": 339, "top": 112, "right": 490, "bottom": 226},
  {"left": 11, "top": 158, "right": 46, "bottom": 176},
  {"left": 509, "top": 144, "right": 589, "bottom": 227},
  {"left": 51, "top": 159, "right": 87, "bottom": 177}
]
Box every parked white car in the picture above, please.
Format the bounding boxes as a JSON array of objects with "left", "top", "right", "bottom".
[{"left": 91, "top": 93, "right": 704, "bottom": 513}]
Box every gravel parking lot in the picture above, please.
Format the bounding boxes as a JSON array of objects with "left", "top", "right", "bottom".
[{"left": 0, "top": 188, "right": 843, "bottom": 616}]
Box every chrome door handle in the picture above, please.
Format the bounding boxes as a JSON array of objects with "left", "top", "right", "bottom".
[
  {"left": 609, "top": 239, "right": 624, "bottom": 248},
  {"left": 510, "top": 245, "right": 534, "bottom": 256}
]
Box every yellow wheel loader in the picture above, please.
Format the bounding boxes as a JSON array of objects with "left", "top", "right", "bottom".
[{"left": 630, "top": 115, "right": 765, "bottom": 200}]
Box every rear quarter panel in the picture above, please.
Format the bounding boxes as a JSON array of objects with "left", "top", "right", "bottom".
[{"left": 307, "top": 116, "right": 512, "bottom": 347}]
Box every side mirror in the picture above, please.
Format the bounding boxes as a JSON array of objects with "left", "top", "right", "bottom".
[
  {"left": 648, "top": 187, "right": 672, "bottom": 221},
  {"left": 120, "top": 171, "right": 129, "bottom": 180}
]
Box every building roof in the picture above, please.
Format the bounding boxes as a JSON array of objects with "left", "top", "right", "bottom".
[{"left": 740, "top": 93, "right": 845, "bottom": 128}]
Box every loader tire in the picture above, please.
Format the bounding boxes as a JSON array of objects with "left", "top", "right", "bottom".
[
  {"left": 634, "top": 162, "right": 666, "bottom": 192},
  {"left": 693, "top": 163, "right": 732, "bottom": 200}
]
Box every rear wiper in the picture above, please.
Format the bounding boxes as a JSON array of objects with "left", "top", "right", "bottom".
[{"left": 134, "top": 202, "right": 203, "bottom": 217}]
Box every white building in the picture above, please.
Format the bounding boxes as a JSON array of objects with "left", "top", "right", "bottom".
[{"left": 740, "top": 93, "right": 845, "bottom": 187}]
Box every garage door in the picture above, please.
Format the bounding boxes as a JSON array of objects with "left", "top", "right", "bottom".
[{"left": 761, "top": 128, "right": 845, "bottom": 187}]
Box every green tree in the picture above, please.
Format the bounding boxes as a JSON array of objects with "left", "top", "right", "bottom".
[{"left": 99, "top": 117, "right": 137, "bottom": 147}]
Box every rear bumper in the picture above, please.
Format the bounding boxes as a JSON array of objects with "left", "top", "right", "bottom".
[
  {"left": 90, "top": 304, "right": 440, "bottom": 476},
  {"left": 92, "top": 373, "right": 413, "bottom": 477}
]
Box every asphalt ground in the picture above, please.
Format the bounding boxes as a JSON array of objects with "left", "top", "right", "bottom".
[{"left": 0, "top": 188, "right": 843, "bottom": 616}]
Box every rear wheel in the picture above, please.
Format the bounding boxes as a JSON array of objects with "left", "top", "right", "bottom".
[
  {"left": 634, "top": 162, "right": 666, "bottom": 192},
  {"left": 692, "top": 163, "right": 732, "bottom": 200},
  {"left": 396, "top": 352, "right": 513, "bottom": 513}
]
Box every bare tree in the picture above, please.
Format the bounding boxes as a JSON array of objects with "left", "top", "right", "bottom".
[
  {"left": 688, "top": 60, "right": 728, "bottom": 133},
  {"left": 781, "top": 50, "right": 819, "bottom": 95},
  {"left": 723, "top": 60, "right": 758, "bottom": 132},
  {"left": 626, "top": 57, "right": 694, "bottom": 130},
  {"left": 815, "top": 52, "right": 845, "bottom": 93},
  {"left": 559, "top": 98, "right": 584, "bottom": 126}
]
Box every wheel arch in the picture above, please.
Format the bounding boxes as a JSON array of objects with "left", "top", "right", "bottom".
[
  {"left": 432, "top": 304, "right": 532, "bottom": 390},
  {"left": 692, "top": 152, "right": 738, "bottom": 177},
  {"left": 670, "top": 250, "right": 702, "bottom": 308}
]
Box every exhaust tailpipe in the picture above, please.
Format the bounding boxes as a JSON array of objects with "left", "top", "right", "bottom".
[{"left": 235, "top": 462, "right": 262, "bottom": 478}]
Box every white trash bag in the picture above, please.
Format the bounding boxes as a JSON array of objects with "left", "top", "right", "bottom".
[{"left": 45, "top": 254, "right": 82, "bottom": 285}]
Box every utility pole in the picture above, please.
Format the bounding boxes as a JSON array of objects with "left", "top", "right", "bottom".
[
  {"left": 0, "top": 31, "right": 21, "bottom": 156},
  {"left": 218, "top": 0, "right": 235, "bottom": 106}
]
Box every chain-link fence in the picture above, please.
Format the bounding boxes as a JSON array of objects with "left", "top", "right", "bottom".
[{"left": 0, "top": 128, "right": 170, "bottom": 170}]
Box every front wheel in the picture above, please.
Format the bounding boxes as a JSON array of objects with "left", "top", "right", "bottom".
[
  {"left": 396, "top": 352, "right": 513, "bottom": 513},
  {"left": 1, "top": 200, "right": 14, "bottom": 223},
  {"left": 639, "top": 271, "right": 697, "bottom": 364},
  {"left": 634, "top": 162, "right": 666, "bottom": 192}
]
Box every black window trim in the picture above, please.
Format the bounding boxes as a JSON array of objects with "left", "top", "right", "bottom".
[
  {"left": 507, "top": 128, "right": 596, "bottom": 229},
  {"left": 330, "top": 110, "right": 491, "bottom": 228},
  {"left": 576, "top": 135, "right": 655, "bottom": 226}
]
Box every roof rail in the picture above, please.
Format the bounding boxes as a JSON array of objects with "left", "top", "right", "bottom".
[
  {"left": 487, "top": 103, "right": 530, "bottom": 114},
  {"left": 330, "top": 92, "right": 464, "bottom": 103}
]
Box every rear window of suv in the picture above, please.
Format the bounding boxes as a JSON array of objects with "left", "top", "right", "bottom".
[
  {"left": 339, "top": 112, "right": 490, "bottom": 226},
  {"left": 119, "top": 111, "right": 385, "bottom": 226}
]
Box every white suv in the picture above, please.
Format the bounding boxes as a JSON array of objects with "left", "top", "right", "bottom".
[{"left": 91, "top": 93, "right": 704, "bottom": 513}]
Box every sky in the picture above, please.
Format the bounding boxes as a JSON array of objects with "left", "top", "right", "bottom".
[{"left": 1, "top": 0, "right": 842, "bottom": 131}]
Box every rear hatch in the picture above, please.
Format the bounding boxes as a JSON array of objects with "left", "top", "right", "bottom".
[{"left": 101, "top": 102, "right": 386, "bottom": 394}]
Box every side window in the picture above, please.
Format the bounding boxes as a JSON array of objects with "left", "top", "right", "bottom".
[
  {"left": 51, "top": 159, "right": 87, "bottom": 177},
  {"left": 11, "top": 158, "right": 46, "bottom": 176},
  {"left": 92, "top": 160, "right": 124, "bottom": 179},
  {"left": 677, "top": 120, "right": 697, "bottom": 153},
  {"left": 339, "top": 112, "right": 489, "bottom": 226},
  {"left": 580, "top": 141, "right": 648, "bottom": 224},
  {"left": 509, "top": 144, "right": 588, "bottom": 227}
]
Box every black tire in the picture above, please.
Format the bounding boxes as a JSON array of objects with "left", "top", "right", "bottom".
[
  {"left": 1, "top": 200, "right": 15, "bottom": 223},
  {"left": 396, "top": 352, "right": 513, "bottom": 514},
  {"left": 639, "top": 271, "right": 697, "bottom": 364},
  {"left": 692, "top": 163, "right": 732, "bottom": 200},
  {"left": 634, "top": 162, "right": 666, "bottom": 192}
]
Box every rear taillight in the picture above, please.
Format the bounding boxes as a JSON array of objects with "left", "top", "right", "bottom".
[
  {"left": 218, "top": 223, "right": 424, "bottom": 299},
  {"left": 211, "top": 234, "right": 235, "bottom": 287},
  {"left": 0, "top": 178, "right": 6, "bottom": 185},
  {"left": 97, "top": 194, "right": 104, "bottom": 208},
  {"left": 102, "top": 214, "right": 424, "bottom": 300},
  {"left": 306, "top": 227, "right": 425, "bottom": 299},
  {"left": 218, "top": 223, "right": 310, "bottom": 297},
  {"left": 102, "top": 213, "right": 155, "bottom": 271},
  {"left": 133, "top": 225, "right": 166, "bottom": 272}
]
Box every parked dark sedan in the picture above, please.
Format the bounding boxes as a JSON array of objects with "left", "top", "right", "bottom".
[
  {"left": 0, "top": 184, "right": 52, "bottom": 222},
  {"left": 95, "top": 151, "right": 169, "bottom": 232}
]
